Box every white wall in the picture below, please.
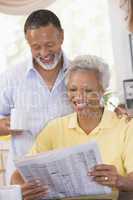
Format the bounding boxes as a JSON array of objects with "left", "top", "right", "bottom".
[{"left": 108, "top": 0, "right": 133, "bottom": 100}]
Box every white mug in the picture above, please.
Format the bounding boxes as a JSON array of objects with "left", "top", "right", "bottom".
[{"left": 0, "top": 185, "right": 22, "bottom": 200}]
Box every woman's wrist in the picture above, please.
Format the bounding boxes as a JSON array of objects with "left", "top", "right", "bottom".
[{"left": 116, "top": 175, "right": 133, "bottom": 191}]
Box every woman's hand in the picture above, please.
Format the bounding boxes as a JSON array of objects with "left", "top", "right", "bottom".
[
  {"left": 21, "top": 180, "right": 48, "bottom": 200},
  {"left": 88, "top": 164, "right": 125, "bottom": 189},
  {"left": 11, "top": 170, "right": 48, "bottom": 199}
]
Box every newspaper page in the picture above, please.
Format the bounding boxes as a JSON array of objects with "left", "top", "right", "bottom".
[{"left": 15, "top": 141, "right": 112, "bottom": 199}]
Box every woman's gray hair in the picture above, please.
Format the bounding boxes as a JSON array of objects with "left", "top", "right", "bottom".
[{"left": 65, "top": 55, "right": 110, "bottom": 90}]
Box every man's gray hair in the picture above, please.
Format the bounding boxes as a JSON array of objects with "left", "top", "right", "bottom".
[{"left": 65, "top": 55, "right": 110, "bottom": 90}]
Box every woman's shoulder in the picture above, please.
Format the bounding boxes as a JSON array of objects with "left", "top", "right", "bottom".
[
  {"left": 103, "top": 109, "right": 129, "bottom": 127},
  {"left": 47, "top": 113, "right": 76, "bottom": 127}
]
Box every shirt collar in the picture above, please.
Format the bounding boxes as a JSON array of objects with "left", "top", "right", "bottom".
[
  {"left": 68, "top": 113, "right": 78, "bottom": 129},
  {"left": 96, "top": 108, "right": 117, "bottom": 129},
  {"left": 62, "top": 51, "right": 70, "bottom": 73},
  {"left": 68, "top": 109, "right": 117, "bottom": 130}
]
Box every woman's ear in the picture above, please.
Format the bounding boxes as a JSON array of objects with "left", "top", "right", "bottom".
[
  {"left": 100, "top": 96, "right": 105, "bottom": 107},
  {"left": 99, "top": 85, "right": 105, "bottom": 96}
]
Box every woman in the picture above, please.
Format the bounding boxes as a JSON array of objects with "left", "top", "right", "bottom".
[{"left": 12, "top": 55, "right": 133, "bottom": 199}]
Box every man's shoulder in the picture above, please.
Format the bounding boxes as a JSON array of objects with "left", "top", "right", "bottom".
[{"left": 0, "top": 57, "right": 32, "bottom": 81}]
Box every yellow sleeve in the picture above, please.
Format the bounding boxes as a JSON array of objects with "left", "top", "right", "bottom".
[
  {"left": 122, "top": 120, "right": 133, "bottom": 173},
  {"left": 29, "top": 121, "right": 56, "bottom": 155}
]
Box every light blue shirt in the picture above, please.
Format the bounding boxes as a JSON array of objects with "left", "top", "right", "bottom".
[{"left": 0, "top": 53, "right": 73, "bottom": 158}]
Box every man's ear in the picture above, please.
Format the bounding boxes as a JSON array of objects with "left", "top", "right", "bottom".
[
  {"left": 24, "top": 34, "right": 29, "bottom": 45},
  {"left": 60, "top": 29, "right": 64, "bottom": 44}
]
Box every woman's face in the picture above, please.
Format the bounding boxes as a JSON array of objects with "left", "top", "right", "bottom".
[{"left": 67, "top": 70, "right": 104, "bottom": 115}]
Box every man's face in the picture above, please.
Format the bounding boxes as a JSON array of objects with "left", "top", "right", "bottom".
[{"left": 25, "top": 24, "right": 64, "bottom": 66}]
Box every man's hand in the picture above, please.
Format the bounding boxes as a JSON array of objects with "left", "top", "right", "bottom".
[
  {"left": 115, "top": 104, "right": 133, "bottom": 121},
  {"left": 0, "top": 117, "right": 10, "bottom": 135},
  {"left": 0, "top": 117, "right": 10, "bottom": 129}
]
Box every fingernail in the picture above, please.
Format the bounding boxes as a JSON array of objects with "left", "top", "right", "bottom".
[
  {"left": 35, "top": 180, "right": 42, "bottom": 186},
  {"left": 43, "top": 186, "right": 48, "bottom": 190},
  {"left": 35, "top": 179, "right": 41, "bottom": 183}
]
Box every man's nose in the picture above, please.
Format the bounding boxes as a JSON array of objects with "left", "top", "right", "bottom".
[{"left": 40, "top": 46, "right": 50, "bottom": 57}]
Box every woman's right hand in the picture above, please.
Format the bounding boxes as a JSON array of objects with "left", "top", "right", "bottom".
[{"left": 21, "top": 180, "right": 48, "bottom": 200}]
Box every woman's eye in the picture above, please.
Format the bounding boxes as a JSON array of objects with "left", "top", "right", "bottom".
[
  {"left": 69, "top": 88, "right": 77, "bottom": 92},
  {"left": 85, "top": 89, "right": 92, "bottom": 93}
]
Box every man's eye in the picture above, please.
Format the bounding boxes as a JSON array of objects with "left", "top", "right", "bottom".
[
  {"left": 47, "top": 43, "right": 54, "bottom": 47},
  {"left": 32, "top": 46, "right": 40, "bottom": 50}
]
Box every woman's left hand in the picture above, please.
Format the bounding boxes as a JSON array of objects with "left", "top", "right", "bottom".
[{"left": 88, "top": 164, "right": 124, "bottom": 188}]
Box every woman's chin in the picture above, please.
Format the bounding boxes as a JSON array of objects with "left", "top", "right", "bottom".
[
  {"left": 74, "top": 107, "right": 102, "bottom": 118},
  {"left": 73, "top": 105, "right": 85, "bottom": 113},
  {"left": 74, "top": 107, "right": 89, "bottom": 117}
]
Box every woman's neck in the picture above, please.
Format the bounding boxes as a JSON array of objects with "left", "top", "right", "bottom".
[{"left": 77, "top": 108, "right": 104, "bottom": 135}]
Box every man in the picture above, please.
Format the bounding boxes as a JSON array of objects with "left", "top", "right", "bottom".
[
  {"left": 120, "top": 0, "right": 133, "bottom": 32},
  {"left": 0, "top": 9, "right": 73, "bottom": 181}
]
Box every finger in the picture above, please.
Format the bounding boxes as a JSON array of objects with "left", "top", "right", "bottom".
[
  {"left": 126, "top": 113, "right": 133, "bottom": 122},
  {"left": 93, "top": 164, "right": 116, "bottom": 171},
  {"left": 21, "top": 182, "right": 38, "bottom": 190},
  {"left": 89, "top": 171, "right": 111, "bottom": 177},
  {"left": 23, "top": 185, "right": 48, "bottom": 197},
  {"left": 114, "top": 106, "right": 127, "bottom": 118},
  {"left": 5, "top": 118, "right": 10, "bottom": 125},
  {"left": 5, "top": 122, "right": 10, "bottom": 128},
  {"left": 94, "top": 176, "right": 117, "bottom": 187},
  {"left": 22, "top": 179, "right": 47, "bottom": 189},
  {"left": 0, "top": 118, "right": 10, "bottom": 130},
  {"left": 22, "top": 180, "right": 47, "bottom": 192},
  {"left": 23, "top": 192, "right": 48, "bottom": 200},
  {"left": 89, "top": 169, "right": 117, "bottom": 178},
  {"left": 3, "top": 118, "right": 10, "bottom": 127},
  {"left": 118, "top": 108, "right": 127, "bottom": 115},
  {"left": 89, "top": 166, "right": 117, "bottom": 179}
]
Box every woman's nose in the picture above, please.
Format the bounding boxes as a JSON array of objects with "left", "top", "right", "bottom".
[
  {"left": 75, "top": 90, "right": 86, "bottom": 101},
  {"left": 77, "top": 89, "right": 85, "bottom": 97}
]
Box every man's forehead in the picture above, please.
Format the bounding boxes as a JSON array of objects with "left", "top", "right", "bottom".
[
  {"left": 26, "top": 26, "right": 60, "bottom": 41},
  {"left": 38, "top": 30, "right": 60, "bottom": 38}
]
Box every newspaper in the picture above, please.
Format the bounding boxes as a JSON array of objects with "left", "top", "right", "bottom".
[{"left": 15, "top": 141, "right": 112, "bottom": 199}]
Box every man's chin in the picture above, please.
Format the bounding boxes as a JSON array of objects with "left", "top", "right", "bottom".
[{"left": 43, "top": 61, "right": 54, "bottom": 66}]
